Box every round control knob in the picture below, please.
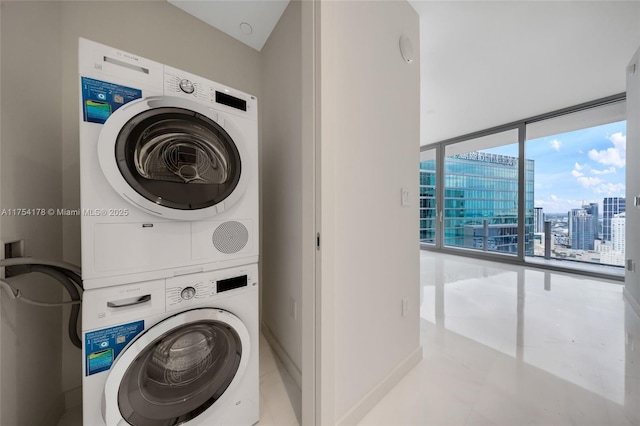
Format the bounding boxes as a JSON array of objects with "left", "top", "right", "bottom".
[
  {"left": 181, "top": 286, "right": 196, "bottom": 300},
  {"left": 179, "top": 79, "right": 195, "bottom": 94}
]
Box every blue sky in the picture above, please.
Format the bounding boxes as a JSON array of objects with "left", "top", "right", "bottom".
[{"left": 486, "top": 121, "right": 626, "bottom": 214}]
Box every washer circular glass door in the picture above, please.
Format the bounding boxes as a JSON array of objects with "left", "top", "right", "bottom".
[
  {"left": 103, "top": 309, "right": 251, "bottom": 426},
  {"left": 98, "top": 96, "right": 251, "bottom": 220}
]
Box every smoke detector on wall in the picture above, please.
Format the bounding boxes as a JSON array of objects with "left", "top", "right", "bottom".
[{"left": 168, "top": 0, "right": 289, "bottom": 51}]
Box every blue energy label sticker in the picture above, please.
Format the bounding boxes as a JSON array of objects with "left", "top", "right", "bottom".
[
  {"left": 85, "top": 320, "right": 144, "bottom": 376},
  {"left": 81, "top": 77, "right": 142, "bottom": 124}
]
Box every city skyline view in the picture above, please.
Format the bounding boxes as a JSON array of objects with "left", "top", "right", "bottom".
[
  {"left": 488, "top": 120, "right": 626, "bottom": 214},
  {"left": 419, "top": 118, "right": 627, "bottom": 267}
]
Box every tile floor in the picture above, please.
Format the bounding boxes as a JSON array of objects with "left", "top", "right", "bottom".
[
  {"left": 258, "top": 333, "right": 301, "bottom": 425},
  {"left": 358, "top": 250, "right": 640, "bottom": 426}
]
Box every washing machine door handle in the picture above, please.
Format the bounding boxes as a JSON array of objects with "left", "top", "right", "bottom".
[{"left": 106, "top": 294, "right": 151, "bottom": 308}]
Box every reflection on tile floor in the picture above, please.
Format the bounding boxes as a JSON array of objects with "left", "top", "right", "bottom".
[
  {"left": 258, "top": 333, "right": 301, "bottom": 425},
  {"left": 359, "top": 251, "right": 640, "bottom": 426}
]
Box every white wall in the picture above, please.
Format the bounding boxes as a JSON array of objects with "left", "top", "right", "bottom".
[
  {"left": 261, "top": 0, "right": 304, "bottom": 380},
  {"left": 1, "top": 1, "right": 262, "bottom": 422},
  {"left": 0, "top": 1, "right": 4, "bottom": 420},
  {"left": 626, "top": 48, "right": 640, "bottom": 318},
  {"left": 414, "top": 1, "right": 640, "bottom": 145},
  {"left": 0, "top": 2, "right": 65, "bottom": 424},
  {"left": 318, "top": 1, "right": 422, "bottom": 423}
]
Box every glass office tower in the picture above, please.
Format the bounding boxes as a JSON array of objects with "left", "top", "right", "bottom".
[
  {"left": 419, "top": 152, "right": 534, "bottom": 255},
  {"left": 419, "top": 159, "right": 436, "bottom": 243}
]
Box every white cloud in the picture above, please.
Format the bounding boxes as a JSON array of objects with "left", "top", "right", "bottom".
[
  {"left": 575, "top": 175, "right": 624, "bottom": 195},
  {"left": 590, "top": 167, "right": 616, "bottom": 175},
  {"left": 572, "top": 163, "right": 585, "bottom": 177},
  {"left": 610, "top": 132, "right": 626, "bottom": 147},
  {"left": 588, "top": 132, "right": 626, "bottom": 168},
  {"left": 597, "top": 182, "right": 625, "bottom": 194},
  {"left": 550, "top": 139, "right": 561, "bottom": 152},
  {"left": 576, "top": 176, "right": 602, "bottom": 189}
]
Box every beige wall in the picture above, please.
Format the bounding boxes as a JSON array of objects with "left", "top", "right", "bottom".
[
  {"left": 261, "top": 0, "right": 304, "bottom": 379},
  {"left": 1, "top": 1, "right": 262, "bottom": 423},
  {"left": 1, "top": 2, "right": 65, "bottom": 424},
  {"left": 318, "top": 1, "right": 422, "bottom": 423}
]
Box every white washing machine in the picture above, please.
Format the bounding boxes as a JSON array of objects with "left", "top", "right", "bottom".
[
  {"left": 82, "top": 263, "right": 259, "bottom": 426},
  {"left": 78, "top": 38, "right": 259, "bottom": 289}
]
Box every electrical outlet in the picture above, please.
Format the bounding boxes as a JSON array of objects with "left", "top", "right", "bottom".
[
  {"left": 627, "top": 259, "right": 636, "bottom": 272},
  {"left": 401, "top": 188, "right": 410, "bottom": 206}
]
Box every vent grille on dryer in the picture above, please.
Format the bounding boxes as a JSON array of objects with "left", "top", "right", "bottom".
[{"left": 212, "top": 221, "right": 249, "bottom": 254}]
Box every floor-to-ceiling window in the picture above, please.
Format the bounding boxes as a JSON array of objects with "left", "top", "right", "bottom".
[
  {"left": 420, "top": 95, "right": 626, "bottom": 278},
  {"left": 442, "top": 130, "right": 532, "bottom": 255},
  {"left": 526, "top": 119, "right": 626, "bottom": 268}
]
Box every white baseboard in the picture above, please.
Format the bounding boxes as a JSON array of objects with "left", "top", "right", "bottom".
[
  {"left": 624, "top": 287, "right": 640, "bottom": 319},
  {"left": 337, "top": 345, "right": 423, "bottom": 426},
  {"left": 260, "top": 321, "right": 302, "bottom": 390}
]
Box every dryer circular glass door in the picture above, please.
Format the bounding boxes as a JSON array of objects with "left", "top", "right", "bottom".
[
  {"left": 98, "top": 96, "right": 251, "bottom": 220},
  {"left": 103, "top": 309, "right": 251, "bottom": 426}
]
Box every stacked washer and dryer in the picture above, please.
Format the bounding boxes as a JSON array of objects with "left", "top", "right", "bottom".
[{"left": 78, "top": 38, "right": 259, "bottom": 426}]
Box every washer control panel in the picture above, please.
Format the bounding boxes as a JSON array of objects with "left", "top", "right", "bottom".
[
  {"left": 165, "top": 264, "right": 256, "bottom": 310},
  {"left": 166, "top": 279, "right": 215, "bottom": 308}
]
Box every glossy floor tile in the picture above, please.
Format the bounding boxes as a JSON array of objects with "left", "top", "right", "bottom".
[
  {"left": 258, "top": 333, "right": 301, "bottom": 425},
  {"left": 359, "top": 251, "right": 640, "bottom": 426}
]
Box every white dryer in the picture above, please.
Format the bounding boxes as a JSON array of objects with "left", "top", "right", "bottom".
[
  {"left": 82, "top": 263, "right": 259, "bottom": 426},
  {"left": 78, "top": 38, "right": 258, "bottom": 289}
]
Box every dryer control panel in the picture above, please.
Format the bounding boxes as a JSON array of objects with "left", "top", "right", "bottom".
[{"left": 164, "top": 65, "right": 257, "bottom": 121}]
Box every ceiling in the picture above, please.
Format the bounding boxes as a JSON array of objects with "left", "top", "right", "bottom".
[
  {"left": 409, "top": 0, "right": 640, "bottom": 145},
  {"left": 168, "top": 0, "right": 289, "bottom": 51}
]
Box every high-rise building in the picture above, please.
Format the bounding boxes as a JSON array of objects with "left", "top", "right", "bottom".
[
  {"left": 418, "top": 151, "right": 534, "bottom": 255},
  {"left": 603, "top": 197, "right": 626, "bottom": 242},
  {"left": 611, "top": 211, "right": 626, "bottom": 253},
  {"left": 583, "top": 202, "right": 599, "bottom": 240},
  {"left": 569, "top": 208, "right": 595, "bottom": 251},
  {"left": 534, "top": 207, "right": 544, "bottom": 233},
  {"left": 419, "top": 160, "right": 436, "bottom": 244}
]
